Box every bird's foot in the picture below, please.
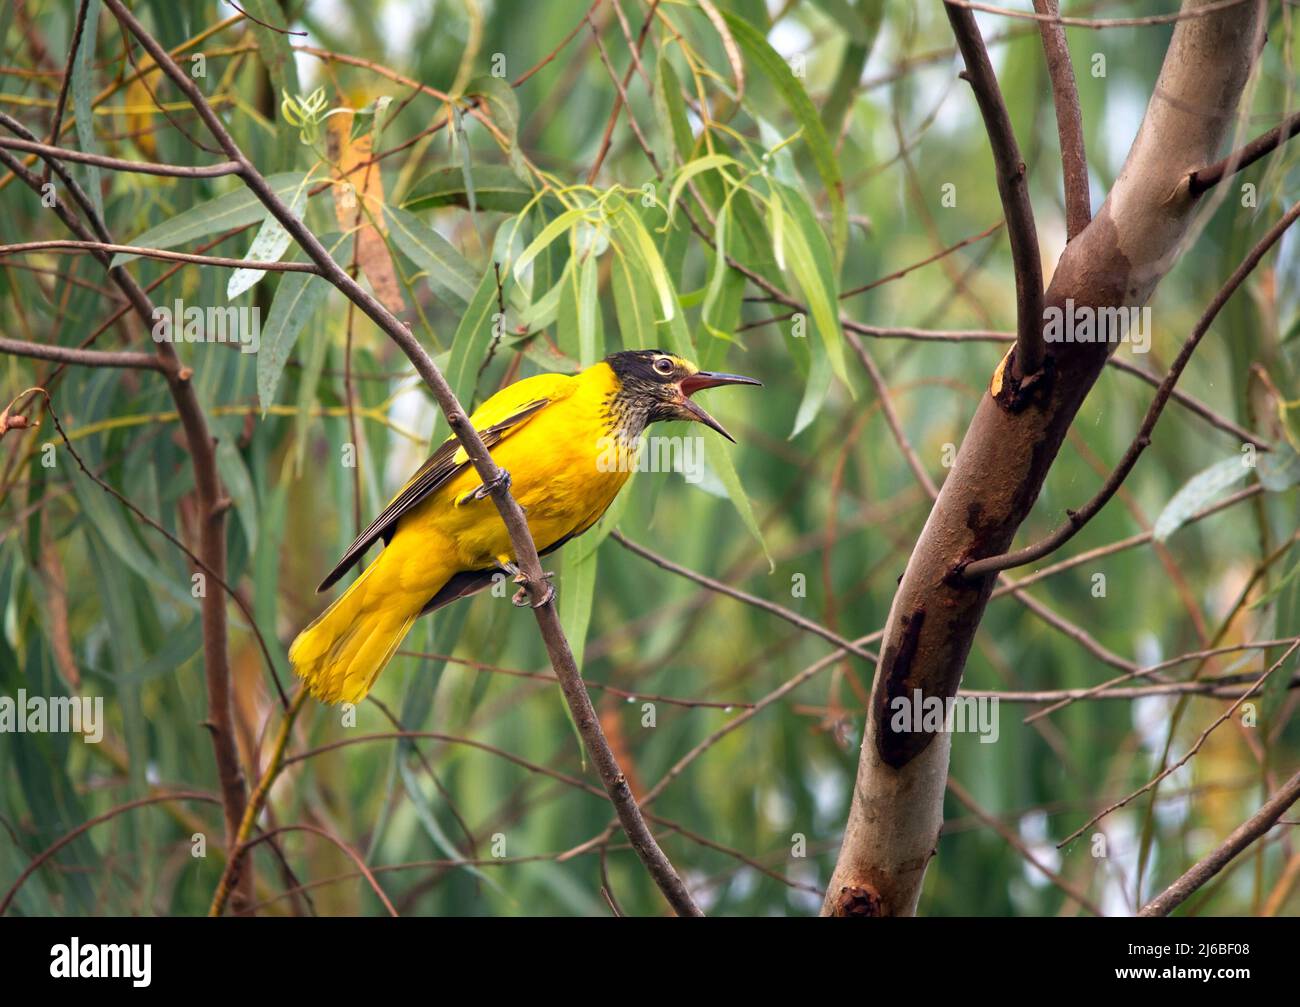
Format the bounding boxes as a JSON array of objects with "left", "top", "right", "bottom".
[
  {"left": 505, "top": 566, "right": 555, "bottom": 608},
  {"left": 461, "top": 467, "right": 511, "bottom": 505}
]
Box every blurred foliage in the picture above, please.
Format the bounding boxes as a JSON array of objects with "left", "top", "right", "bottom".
[{"left": 1, "top": 0, "right": 1299, "bottom": 917}]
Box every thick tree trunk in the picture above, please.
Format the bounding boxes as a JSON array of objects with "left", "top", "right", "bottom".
[{"left": 823, "top": 0, "right": 1266, "bottom": 917}]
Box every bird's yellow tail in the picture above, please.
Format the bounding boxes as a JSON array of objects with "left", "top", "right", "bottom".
[{"left": 289, "top": 542, "right": 437, "bottom": 705}]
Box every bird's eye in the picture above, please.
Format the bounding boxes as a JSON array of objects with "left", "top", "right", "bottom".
[{"left": 653, "top": 357, "right": 674, "bottom": 376}]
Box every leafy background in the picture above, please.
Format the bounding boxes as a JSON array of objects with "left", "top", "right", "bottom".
[{"left": 1, "top": 0, "right": 1298, "bottom": 916}]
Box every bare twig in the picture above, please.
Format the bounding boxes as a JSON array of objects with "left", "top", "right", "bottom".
[
  {"left": 0, "top": 239, "right": 320, "bottom": 272},
  {"left": 0, "top": 336, "right": 162, "bottom": 370},
  {"left": 0, "top": 792, "right": 219, "bottom": 915},
  {"left": 1188, "top": 109, "right": 1300, "bottom": 196},
  {"left": 945, "top": 1, "right": 1045, "bottom": 377},
  {"left": 1140, "top": 766, "right": 1300, "bottom": 916},
  {"left": 610, "top": 531, "right": 879, "bottom": 664},
  {"left": 0, "top": 135, "right": 241, "bottom": 176},
  {"left": 1032, "top": 0, "right": 1090, "bottom": 238},
  {"left": 946, "top": 0, "right": 1252, "bottom": 29},
  {"left": 947, "top": 777, "right": 1103, "bottom": 915},
  {"left": 0, "top": 136, "right": 254, "bottom": 913},
  {"left": 1060, "top": 641, "right": 1300, "bottom": 848}
]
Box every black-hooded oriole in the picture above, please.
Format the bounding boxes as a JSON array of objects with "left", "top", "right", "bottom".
[{"left": 289, "top": 349, "right": 760, "bottom": 704}]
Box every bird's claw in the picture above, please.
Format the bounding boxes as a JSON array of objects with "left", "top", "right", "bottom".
[
  {"left": 508, "top": 569, "right": 555, "bottom": 608},
  {"left": 462, "top": 467, "right": 511, "bottom": 504}
]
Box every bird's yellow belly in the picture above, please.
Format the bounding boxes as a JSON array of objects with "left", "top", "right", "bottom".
[{"left": 398, "top": 396, "right": 633, "bottom": 572}]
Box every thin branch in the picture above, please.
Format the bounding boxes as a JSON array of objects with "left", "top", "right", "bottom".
[
  {"left": 947, "top": 777, "right": 1103, "bottom": 915},
  {"left": 845, "top": 332, "right": 940, "bottom": 498},
  {"left": 0, "top": 336, "right": 162, "bottom": 371},
  {"left": 224, "top": 0, "right": 307, "bottom": 36},
  {"left": 609, "top": 531, "right": 879, "bottom": 664},
  {"left": 946, "top": 0, "right": 1253, "bottom": 29},
  {"left": 965, "top": 671, "right": 1300, "bottom": 703},
  {"left": 38, "top": 395, "right": 286, "bottom": 704},
  {"left": 239, "top": 824, "right": 398, "bottom": 916},
  {"left": 101, "top": 0, "right": 700, "bottom": 918},
  {"left": 837, "top": 220, "right": 1004, "bottom": 300},
  {"left": 41, "top": 0, "right": 90, "bottom": 185},
  {"left": 1059, "top": 640, "right": 1300, "bottom": 848},
  {"left": 0, "top": 792, "right": 219, "bottom": 915},
  {"left": 1032, "top": 0, "right": 1090, "bottom": 238},
  {"left": 1021, "top": 637, "right": 1300, "bottom": 720},
  {"left": 209, "top": 690, "right": 305, "bottom": 916},
  {"left": 1107, "top": 356, "right": 1268, "bottom": 449},
  {"left": 398, "top": 649, "right": 756, "bottom": 709},
  {"left": 511, "top": 0, "right": 602, "bottom": 87},
  {"left": 989, "top": 484, "right": 1261, "bottom": 597},
  {"left": 587, "top": 13, "right": 661, "bottom": 174},
  {"left": 559, "top": 634, "right": 881, "bottom": 862},
  {"left": 585, "top": 0, "right": 659, "bottom": 183},
  {"left": 1140, "top": 766, "right": 1300, "bottom": 916},
  {"left": 964, "top": 198, "right": 1300, "bottom": 581},
  {"left": 945, "top": 1, "right": 1045, "bottom": 377},
  {"left": 0, "top": 136, "right": 241, "bottom": 176},
  {"left": 1188, "top": 109, "right": 1300, "bottom": 196},
  {"left": 0, "top": 239, "right": 321, "bottom": 272}
]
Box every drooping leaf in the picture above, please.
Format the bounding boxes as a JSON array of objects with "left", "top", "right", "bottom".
[
  {"left": 772, "top": 181, "right": 852, "bottom": 392},
  {"left": 384, "top": 205, "right": 480, "bottom": 308},
  {"left": 71, "top": 0, "right": 103, "bottom": 223},
  {"left": 112, "top": 172, "right": 310, "bottom": 268},
  {"left": 226, "top": 183, "right": 309, "bottom": 299},
  {"left": 445, "top": 264, "right": 507, "bottom": 414},
  {"left": 1154, "top": 455, "right": 1254, "bottom": 542},
  {"left": 404, "top": 165, "right": 537, "bottom": 214},
  {"left": 722, "top": 10, "right": 847, "bottom": 262},
  {"left": 576, "top": 251, "right": 602, "bottom": 367},
  {"left": 257, "top": 234, "right": 353, "bottom": 410}
]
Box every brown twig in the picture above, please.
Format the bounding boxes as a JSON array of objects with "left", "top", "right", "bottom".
[
  {"left": 946, "top": 0, "right": 1252, "bottom": 28},
  {"left": 0, "top": 116, "right": 254, "bottom": 914},
  {"left": 0, "top": 239, "right": 321, "bottom": 272},
  {"left": 609, "top": 531, "right": 879, "bottom": 664},
  {"left": 1060, "top": 640, "right": 1300, "bottom": 848},
  {"left": 845, "top": 333, "right": 940, "bottom": 498},
  {"left": 41, "top": 0, "right": 90, "bottom": 186},
  {"left": 224, "top": 0, "right": 307, "bottom": 36},
  {"left": 945, "top": 1, "right": 1045, "bottom": 377},
  {"left": 947, "top": 777, "right": 1103, "bottom": 915},
  {"left": 0, "top": 792, "right": 219, "bottom": 915},
  {"left": 1188, "top": 109, "right": 1300, "bottom": 196},
  {"left": 0, "top": 135, "right": 241, "bottom": 176},
  {"left": 0, "top": 336, "right": 162, "bottom": 370},
  {"left": 585, "top": 0, "right": 659, "bottom": 183},
  {"left": 1032, "top": 0, "right": 1090, "bottom": 238},
  {"left": 1140, "top": 766, "right": 1300, "bottom": 916}
]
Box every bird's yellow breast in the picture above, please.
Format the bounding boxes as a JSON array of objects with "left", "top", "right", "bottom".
[{"left": 398, "top": 362, "right": 636, "bottom": 576}]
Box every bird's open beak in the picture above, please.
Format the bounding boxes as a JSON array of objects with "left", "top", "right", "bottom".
[{"left": 678, "top": 371, "right": 762, "bottom": 443}]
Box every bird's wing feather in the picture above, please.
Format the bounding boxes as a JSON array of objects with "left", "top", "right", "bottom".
[{"left": 317, "top": 395, "right": 553, "bottom": 592}]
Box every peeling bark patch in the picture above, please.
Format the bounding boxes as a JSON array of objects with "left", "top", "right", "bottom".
[
  {"left": 991, "top": 345, "right": 1055, "bottom": 413},
  {"left": 872, "top": 607, "right": 928, "bottom": 768},
  {"left": 830, "top": 885, "right": 883, "bottom": 917}
]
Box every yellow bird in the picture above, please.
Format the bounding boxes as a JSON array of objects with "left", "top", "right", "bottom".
[{"left": 289, "top": 349, "right": 760, "bottom": 704}]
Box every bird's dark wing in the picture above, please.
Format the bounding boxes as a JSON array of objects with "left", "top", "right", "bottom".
[{"left": 317, "top": 398, "right": 550, "bottom": 592}]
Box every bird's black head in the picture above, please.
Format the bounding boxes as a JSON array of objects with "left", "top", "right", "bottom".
[{"left": 603, "top": 349, "right": 761, "bottom": 442}]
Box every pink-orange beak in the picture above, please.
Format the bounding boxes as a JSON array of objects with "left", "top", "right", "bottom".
[{"left": 678, "top": 370, "right": 762, "bottom": 442}]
